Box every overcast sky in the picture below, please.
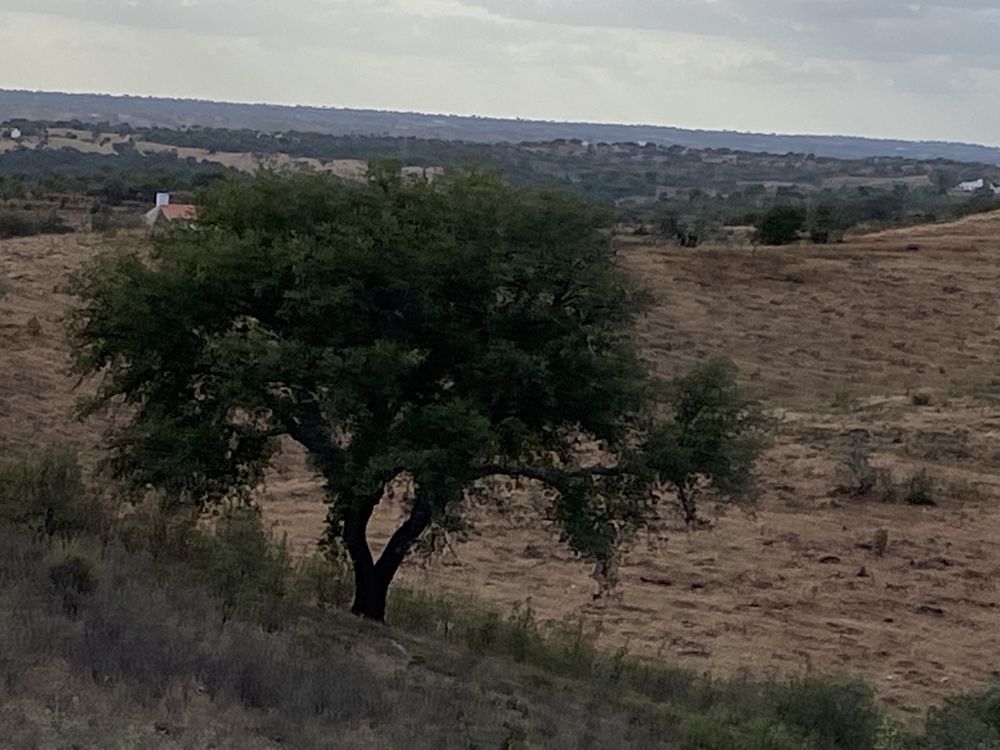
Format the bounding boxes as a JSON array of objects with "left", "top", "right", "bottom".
[{"left": 1, "top": 0, "right": 998, "bottom": 144}]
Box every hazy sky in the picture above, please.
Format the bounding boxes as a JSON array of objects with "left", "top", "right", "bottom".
[{"left": 1, "top": 0, "right": 998, "bottom": 144}]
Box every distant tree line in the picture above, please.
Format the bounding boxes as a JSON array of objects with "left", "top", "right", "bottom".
[
  {"left": 5, "top": 120, "right": 1000, "bottom": 237},
  {"left": 0, "top": 146, "right": 233, "bottom": 205}
]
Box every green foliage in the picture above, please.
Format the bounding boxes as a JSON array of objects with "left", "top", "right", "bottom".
[
  {"left": 755, "top": 205, "right": 807, "bottom": 245},
  {"left": 0, "top": 209, "right": 71, "bottom": 239},
  {"left": 190, "top": 508, "right": 294, "bottom": 627},
  {"left": 0, "top": 144, "right": 232, "bottom": 205},
  {"left": 71, "top": 169, "right": 766, "bottom": 617},
  {"left": 769, "top": 677, "right": 882, "bottom": 749},
  {"left": 0, "top": 447, "right": 103, "bottom": 539},
  {"left": 918, "top": 684, "right": 1000, "bottom": 749},
  {"left": 873, "top": 717, "right": 905, "bottom": 750},
  {"left": 643, "top": 358, "right": 770, "bottom": 526}
]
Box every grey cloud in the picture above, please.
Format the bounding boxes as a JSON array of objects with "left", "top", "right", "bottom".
[
  {"left": 457, "top": 0, "right": 1000, "bottom": 59},
  {"left": 0, "top": 0, "right": 997, "bottom": 145}
]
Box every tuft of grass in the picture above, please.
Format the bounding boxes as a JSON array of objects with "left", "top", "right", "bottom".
[
  {"left": 904, "top": 470, "right": 936, "bottom": 506},
  {"left": 873, "top": 528, "right": 890, "bottom": 558}
]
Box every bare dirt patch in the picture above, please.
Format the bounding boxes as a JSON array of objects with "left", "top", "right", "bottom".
[{"left": 2, "top": 214, "right": 1000, "bottom": 718}]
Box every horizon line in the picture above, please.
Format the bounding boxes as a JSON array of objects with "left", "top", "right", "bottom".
[{"left": 3, "top": 87, "right": 999, "bottom": 152}]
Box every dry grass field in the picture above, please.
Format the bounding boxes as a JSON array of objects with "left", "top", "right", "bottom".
[{"left": 2, "top": 213, "right": 999, "bottom": 721}]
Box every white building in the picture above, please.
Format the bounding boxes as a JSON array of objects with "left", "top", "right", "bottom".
[{"left": 958, "top": 178, "right": 985, "bottom": 192}]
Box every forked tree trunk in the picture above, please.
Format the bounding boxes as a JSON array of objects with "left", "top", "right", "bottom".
[{"left": 345, "top": 500, "right": 433, "bottom": 622}]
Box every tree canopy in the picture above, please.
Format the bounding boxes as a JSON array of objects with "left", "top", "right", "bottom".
[{"left": 72, "top": 168, "right": 767, "bottom": 619}]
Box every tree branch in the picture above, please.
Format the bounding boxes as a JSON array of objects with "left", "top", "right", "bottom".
[
  {"left": 470, "top": 462, "right": 628, "bottom": 486},
  {"left": 374, "top": 499, "right": 433, "bottom": 583}
]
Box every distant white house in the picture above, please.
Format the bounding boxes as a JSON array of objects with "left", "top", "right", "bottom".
[
  {"left": 958, "top": 178, "right": 985, "bottom": 192},
  {"left": 957, "top": 178, "right": 1000, "bottom": 194}
]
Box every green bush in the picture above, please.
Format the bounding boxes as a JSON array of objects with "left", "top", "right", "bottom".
[
  {"left": 755, "top": 206, "right": 807, "bottom": 245},
  {"left": 918, "top": 685, "right": 1000, "bottom": 749},
  {"left": 0, "top": 209, "right": 71, "bottom": 239},
  {"left": 769, "top": 677, "right": 882, "bottom": 749},
  {"left": 0, "top": 447, "right": 103, "bottom": 539},
  {"left": 0, "top": 210, "right": 33, "bottom": 238},
  {"left": 190, "top": 508, "right": 294, "bottom": 628}
]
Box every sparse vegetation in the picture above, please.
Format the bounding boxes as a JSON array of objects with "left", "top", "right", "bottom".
[
  {"left": 0, "top": 447, "right": 105, "bottom": 539},
  {"left": 0, "top": 448, "right": 995, "bottom": 748},
  {"left": 838, "top": 439, "right": 893, "bottom": 501},
  {"left": 0, "top": 208, "right": 71, "bottom": 238},
  {"left": 904, "top": 470, "right": 937, "bottom": 506},
  {"left": 873, "top": 528, "right": 890, "bottom": 557}
]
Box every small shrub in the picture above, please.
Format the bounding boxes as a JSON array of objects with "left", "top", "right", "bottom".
[
  {"left": 190, "top": 508, "right": 294, "bottom": 628},
  {"left": 873, "top": 528, "right": 889, "bottom": 557},
  {"left": 754, "top": 206, "right": 807, "bottom": 245},
  {"left": 831, "top": 390, "right": 853, "bottom": 411},
  {"left": 0, "top": 210, "right": 34, "bottom": 238},
  {"left": 49, "top": 552, "right": 98, "bottom": 617},
  {"left": 838, "top": 440, "right": 892, "bottom": 500},
  {"left": 904, "top": 470, "right": 936, "bottom": 506},
  {"left": 873, "top": 717, "right": 904, "bottom": 750},
  {"left": 25, "top": 316, "right": 41, "bottom": 336},
  {"left": 116, "top": 497, "right": 199, "bottom": 560},
  {"left": 911, "top": 391, "right": 932, "bottom": 407},
  {"left": 295, "top": 553, "right": 353, "bottom": 609},
  {"left": 0, "top": 447, "right": 103, "bottom": 539},
  {"left": 769, "top": 677, "right": 882, "bottom": 749},
  {"left": 919, "top": 684, "right": 1000, "bottom": 749}
]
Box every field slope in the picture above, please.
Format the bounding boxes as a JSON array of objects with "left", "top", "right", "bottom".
[{"left": 2, "top": 214, "right": 999, "bottom": 720}]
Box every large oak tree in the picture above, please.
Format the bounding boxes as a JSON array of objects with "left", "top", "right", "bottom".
[{"left": 72, "top": 168, "right": 766, "bottom": 620}]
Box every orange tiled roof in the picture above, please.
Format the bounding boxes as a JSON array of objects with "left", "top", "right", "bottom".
[{"left": 160, "top": 204, "right": 198, "bottom": 222}]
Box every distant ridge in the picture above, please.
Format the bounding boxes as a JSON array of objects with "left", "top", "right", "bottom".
[{"left": 3, "top": 89, "right": 999, "bottom": 164}]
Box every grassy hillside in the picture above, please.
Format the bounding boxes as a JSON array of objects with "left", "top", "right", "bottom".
[
  {"left": 3, "top": 205, "right": 1000, "bottom": 746},
  {"left": 1, "top": 449, "right": 998, "bottom": 749}
]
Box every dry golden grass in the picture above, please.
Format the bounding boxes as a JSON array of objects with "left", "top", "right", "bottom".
[{"left": 2, "top": 213, "right": 1000, "bottom": 720}]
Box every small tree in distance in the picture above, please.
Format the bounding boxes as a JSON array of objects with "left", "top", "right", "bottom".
[
  {"left": 71, "top": 168, "right": 769, "bottom": 620},
  {"left": 755, "top": 205, "right": 806, "bottom": 246},
  {"left": 645, "top": 358, "right": 771, "bottom": 528}
]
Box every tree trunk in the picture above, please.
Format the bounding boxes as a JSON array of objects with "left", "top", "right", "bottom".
[
  {"left": 345, "top": 500, "right": 433, "bottom": 622},
  {"left": 351, "top": 562, "right": 391, "bottom": 620}
]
